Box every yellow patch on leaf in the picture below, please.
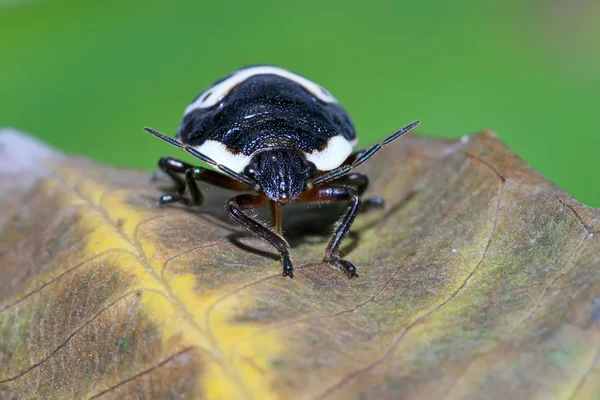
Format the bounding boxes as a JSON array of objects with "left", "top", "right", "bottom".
[{"left": 1, "top": 130, "right": 599, "bottom": 399}]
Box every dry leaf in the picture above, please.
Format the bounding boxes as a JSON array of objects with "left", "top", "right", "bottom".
[{"left": 0, "top": 128, "right": 599, "bottom": 400}]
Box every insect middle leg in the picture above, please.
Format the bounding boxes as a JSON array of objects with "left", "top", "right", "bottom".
[
  {"left": 155, "top": 156, "right": 251, "bottom": 206},
  {"left": 226, "top": 194, "right": 294, "bottom": 278},
  {"left": 297, "top": 185, "right": 361, "bottom": 278}
]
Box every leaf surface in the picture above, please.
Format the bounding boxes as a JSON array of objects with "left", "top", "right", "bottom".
[{"left": 1, "top": 129, "right": 599, "bottom": 400}]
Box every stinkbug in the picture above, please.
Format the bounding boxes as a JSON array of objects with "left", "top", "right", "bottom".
[{"left": 145, "top": 65, "right": 419, "bottom": 278}]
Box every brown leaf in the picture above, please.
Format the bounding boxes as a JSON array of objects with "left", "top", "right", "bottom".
[{"left": 1, "top": 128, "right": 599, "bottom": 400}]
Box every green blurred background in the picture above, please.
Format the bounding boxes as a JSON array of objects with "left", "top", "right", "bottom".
[{"left": 1, "top": 0, "right": 599, "bottom": 206}]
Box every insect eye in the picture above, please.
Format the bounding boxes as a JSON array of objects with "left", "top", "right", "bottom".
[
  {"left": 306, "top": 161, "right": 317, "bottom": 177},
  {"left": 244, "top": 165, "right": 256, "bottom": 177}
]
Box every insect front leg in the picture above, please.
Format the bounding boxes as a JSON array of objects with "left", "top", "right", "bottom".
[
  {"left": 154, "top": 157, "right": 201, "bottom": 206},
  {"left": 297, "top": 186, "right": 361, "bottom": 278},
  {"left": 155, "top": 156, "right": 252, "bottom": 207},
  {"left": 152, "top": 156, "right": 184, "bottom": 191},
  {"left": 226, "top": 194, "right": 294, "bottom": 278}
]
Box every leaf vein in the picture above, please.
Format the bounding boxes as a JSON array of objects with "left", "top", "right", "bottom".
[
  {"left": 227, "top": 264, "right": 406, "bottom": 362},
  {"left": 61, "top": 174, "right": 257, "bottom": 400},
  {"left": 314, "top": 155, "right": 506, "bottom": 399},
  {"left": 567, "top": 343, "right": 600, "bottom": 400},
  {"left": 442, "top": 230, "right": 592, "bottom": 399},
  {"left": 87, "top": 347, "right": 195, "bottom": 399},
  {"left": 0, "top": 248, "right": 137, "bottom": 314},
  {"left": 557, "top": 196, "right": 598, "bottom": 235},
  {"left": 0, "top": 291, "right": 139, "bottom": 383}
]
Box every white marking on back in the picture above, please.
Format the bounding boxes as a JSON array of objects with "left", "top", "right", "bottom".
[
  {"left": 185, "top": 66, "right": 337, "bottom": 114},
  {"left": 194, "top": 140, "right": 252, "bottom": 173},
  {"left": 303, "top": 135, "right": 354, "bottom": 171}
]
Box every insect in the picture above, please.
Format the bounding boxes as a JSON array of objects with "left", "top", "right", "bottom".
[{"left": 145, "top": 65, "right": 419, "bottom": 278}]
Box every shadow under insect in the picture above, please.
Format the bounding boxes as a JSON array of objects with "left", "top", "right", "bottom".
[
  {"left": 145, "top": 175, "right": 417, "bottom": 269},
  {"left": 150, "top": 178, "right": 418, "bottom": 264},
  {"left": 228, "top": 201, "right": 359, "bottom": 262}
]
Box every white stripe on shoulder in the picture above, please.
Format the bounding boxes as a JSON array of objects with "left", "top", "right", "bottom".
[
  {"left": 194, "top": 140, "right": 252, "bottom": 173},
  {"left": 185, "top": 66, "right": 337, "bottom": 114},
  {"left": 303, "top": 135, "right": 354, "bottom": 171}
]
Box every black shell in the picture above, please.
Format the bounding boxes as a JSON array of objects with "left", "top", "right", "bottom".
[{"left": 176, "top": 66, "right": 357, "bottom": 156}]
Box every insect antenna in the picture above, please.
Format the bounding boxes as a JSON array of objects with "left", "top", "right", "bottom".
[
  {"left": 144, "top": 126, "right": 184, "bottom": 149},
  {"left": 311, "top": 120, "right": 420, "bottom": 187},
  {"left": 144, "top": 127, "right": 255, "bottom": 186}
]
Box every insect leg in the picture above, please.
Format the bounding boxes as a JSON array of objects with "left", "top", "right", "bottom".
[
  {"left": 297, "top": 186, "right": 360, "bottom": 278},
  {"left": 331, "top": 172, "right": 369, "bottom": 195},
  {"left": 226, "top": 194, "right": 294, "bottom": 278},
  {"left": 155, "top": 157, "right": 252, "bottom": 207},
  {"left": 328, "top": 173, "right": 385, "bottom": 210},
  {"left": 155, "top": 157, "right": 198, "bottom": 206},
  {"left": 154, "top": 157, "right": 185, "bottom": 191}
]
